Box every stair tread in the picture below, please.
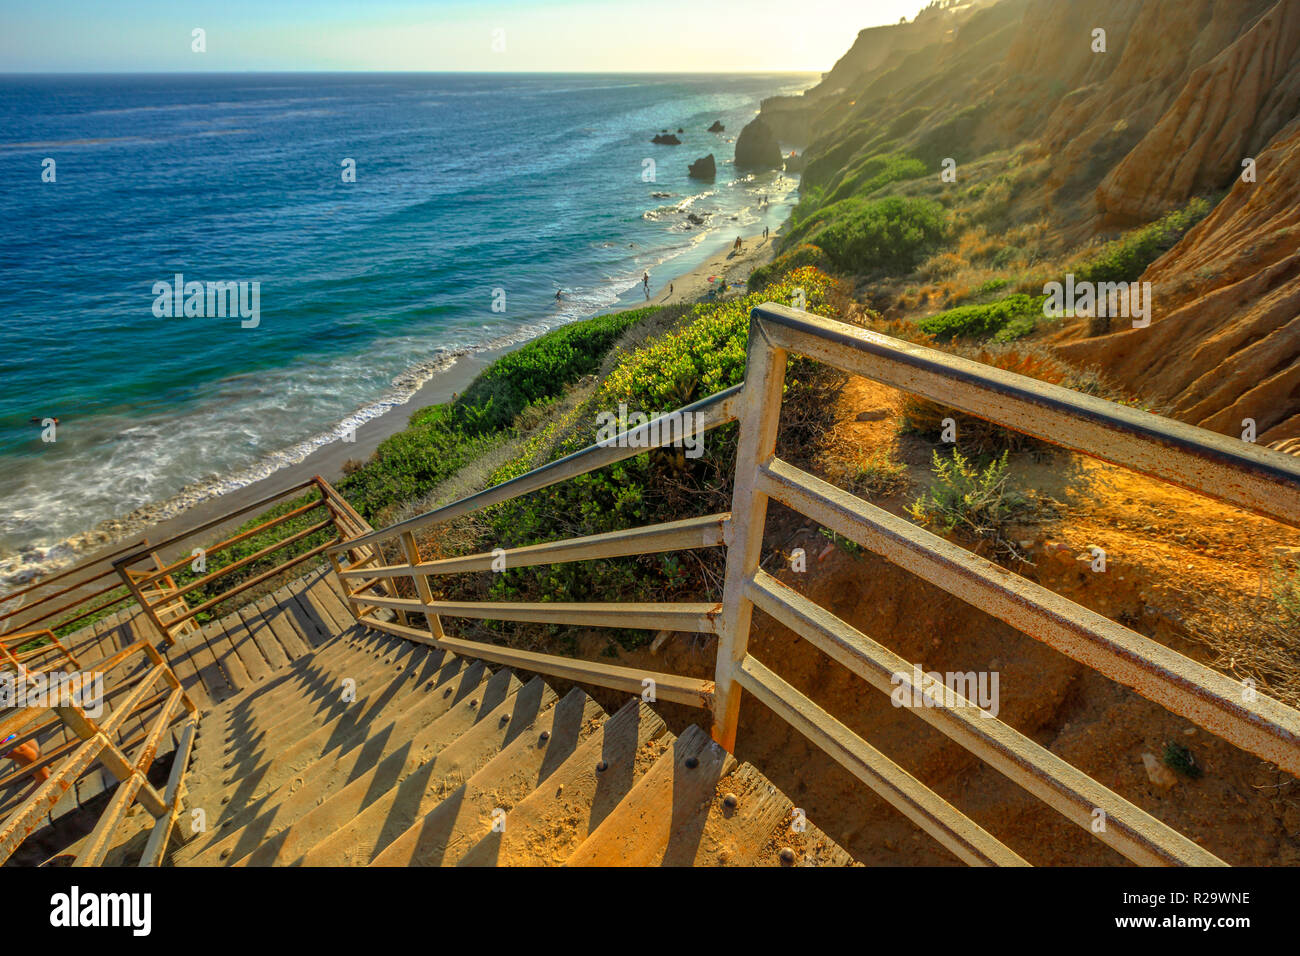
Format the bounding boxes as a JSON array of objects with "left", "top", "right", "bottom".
[
  {"left": 456, "top": 697, "right": 671, "bottom": 868},
  {"left": 174, "top": 650, "right": 470, "bottom": 863},
  {"left": 290, "top": 671, "right": 546, "bottom": 867},
  {"left": 368, "top": 686, "right": 608, "bottom": 867},
  {"left": 176, "top": 655, "right": 490, "bottom": 865},
  {"left": 564, "top": 723, "right": 736, "bottom": 867}
]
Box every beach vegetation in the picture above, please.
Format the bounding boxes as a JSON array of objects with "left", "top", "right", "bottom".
[
  {"left": 784, "top": 195, "right": 948, "bottom": 276},
  {"left": 916, "top": 293, "right": 1043, "bottom": 343}
]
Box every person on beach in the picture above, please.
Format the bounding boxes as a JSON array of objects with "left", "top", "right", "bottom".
[
  {"left": 555, "top": 289, "right": 563, "bottom": 303},
  {"left": 642, "top": 271, "right": 650, "bottom": 299}
]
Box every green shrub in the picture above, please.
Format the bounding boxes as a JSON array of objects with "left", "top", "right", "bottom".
[
  {"left": 454, "top": 306, "right": 658, "bottom": 435},
  {"left": 472, "top": 268, "right": 843, "bottom": 635},
  {"left": 1273, "top": 556, "right": 1300, "bottom": 626},
  {"left": 1161, "top": 742, "right": 1203, "bottom": 780},
  {"left": 975, "top": 277, "right": 1011, "bottom": 296},
  {"left": 789, "top": 195, "right": 947, "bottom": 276},
  {"left": 918, "top": 294, "right": 1043, "bottom": 342},
  {"left": 908, "top": 449, "right": 1025, "bottom": 556},
  {"left": 747, "top": 243, "right": 831, "bottom": 291},
  {"left": 825, "top": 152, "right": 927, "bottom": 205},
  {"left": 1072, "top": 198, "right": 1212, "bottom": 285}
]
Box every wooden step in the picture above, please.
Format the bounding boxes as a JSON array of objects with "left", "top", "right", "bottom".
[
  {"left": 177, "top": 656, "right": 491, "bottom": 865},
  {"left": 221, "top": 665, "right": 523, "bottom": 866},
  {"left": 185, "top": 638, "right": 421, "bottom": 798},
  {"left": 201, "top": 640, "right": 430, "bottom": 773},
  {"left": 176, "top": 650, "right": 464, "bottom": 858},
  {"left": 456, "top": 697, "right": 670, "bottom": 867},
  {"left": 188, "top": 632, "right": 392, "bottom": 764},
  {"left": 285, "top": 672, "right": 550, "bottom": 867},
  {"left": 564, "top": 723, "right": 736, "bottom": 867},
  {"left": 368, "top": 686, "right": 607, "bottom": 867},
  {"left": 213, "top": 635, "right": 420, "bottom": 748}
]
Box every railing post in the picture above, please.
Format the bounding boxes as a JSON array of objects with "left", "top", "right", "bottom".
[
  {"left": 114, "top": 548, "right": 177, "bottom": 646},
  {"left": 711, "top": 313, "right": 786, "bottom": 752},
  {"left": 400, "top": 531, "right": 446, "bottom": 640}
]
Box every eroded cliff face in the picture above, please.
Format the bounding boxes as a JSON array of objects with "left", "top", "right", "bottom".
[
  {"left": 762, "top": 0, "right": 1300, "bottom": 440},
  {"left": 1096, "top": 0, "right": 1300, "bottom": 223},
  {"left": 1059, "top": 120, "right": 1300, "bottom": 443}
]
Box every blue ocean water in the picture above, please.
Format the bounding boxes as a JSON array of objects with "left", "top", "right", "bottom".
[{"left": 0, "top": 72, "right": 812, "bottom": 577}]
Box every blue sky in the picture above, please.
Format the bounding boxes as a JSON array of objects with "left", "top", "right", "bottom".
[{"left": 0, "top": 0, "right": 926, "bottom": 72}]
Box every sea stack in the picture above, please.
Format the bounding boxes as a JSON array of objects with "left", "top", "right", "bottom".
[
  {"left": 687, "top": 154, "right": 716, "bottom": 180},
  {"left": 708, "top": 120, "right": 725, "bottom": 132},
  {"left": 734, "top": 117, "right": 782, "bottom": 169},
  {"left": 651, "top": 132, "right": 681, "bottom": 145}
]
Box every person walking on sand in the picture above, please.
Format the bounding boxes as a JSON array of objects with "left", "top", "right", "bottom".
[{"left": 642, "top": 271, "right": 650, "bottom": 299}]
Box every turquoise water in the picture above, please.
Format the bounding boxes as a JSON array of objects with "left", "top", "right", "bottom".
[{"left": 0, "top": 72, "right": 811, "bottom": 579}]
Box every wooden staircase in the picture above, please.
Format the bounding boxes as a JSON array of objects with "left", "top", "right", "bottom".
[{"left": 141, "top": 622, "right": 853, "bottom": 867}]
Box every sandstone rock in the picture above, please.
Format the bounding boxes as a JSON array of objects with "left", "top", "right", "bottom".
[
  {"left": 1097, "top": 0, "right": 1300, "bottom": 223},
  {"left": 1058, "top": 119, "right": 1300, "bottom": 445},
  {"left": 1142, "top": 752, "right": 1180, "bottom": 788}
]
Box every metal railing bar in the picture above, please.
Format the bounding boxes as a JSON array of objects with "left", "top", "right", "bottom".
[
  {"left": 735, "top": 654, "right": 1032, "bottom": 867},
  {"left": 133, "top": 499, "right": 328, "bottom": 587},
  {"left": 359, "top": 614, "right": 714, "bottom": 708},
  {"left": 339, "top": 513, "right": 731, "bottom": 580},
  {"left": 331, "top": 383, "right": 744, "bottom": 554},
  {"left": 754, "top": 304, "right": 1300, "bottom": 526},
  {"left": 755, "top": 455, "right": 1300, "bottom": 776},
  {"left": 358, "top": 595, "right": 721, "bottom": 633},
  {"left": 746, "top": 569, "right": 1226, "bottom": 866}
]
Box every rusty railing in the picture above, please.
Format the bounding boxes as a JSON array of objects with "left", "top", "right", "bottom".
[
  {"left": 113, "top": 476, "right": 362, "bottom": 645},
  {"left": 0, "top": 632, "right": 197, "bottom": 866}
]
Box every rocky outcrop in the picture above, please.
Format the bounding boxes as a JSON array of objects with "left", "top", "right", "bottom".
[
  {"left": 1057, "top": 120, "right": 1300, "bottom": 443},
  {"left": 651, "top": 132, "right": 681, "bottom": 145},
  {"left": 687, "top": 154, "right": 716, "bottom": 180},
  {"left": 708, "top": 120, "right": 725, "bottom": 133},
  {"left": 734, "top": 118, "right": 782, "bottom": 169},
  {"left": 1097, "top": 0, "right": 1300, "bottom": 223}
]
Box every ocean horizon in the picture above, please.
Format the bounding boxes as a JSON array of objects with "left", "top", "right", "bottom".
[{"left": 0, "top": 70, "right": 814, "bottom": 584}]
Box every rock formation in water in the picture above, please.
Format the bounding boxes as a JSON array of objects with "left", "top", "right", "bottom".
[
  {"left": 687, "top": 154, "right": 716, "bottom": 180},
  {"left": 734, "top": 118, "right": 783, "bottom": 169}
]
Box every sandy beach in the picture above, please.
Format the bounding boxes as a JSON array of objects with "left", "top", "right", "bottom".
[
  {"left": 652, "top": 231, "right": 776, "bottom": 305},
  {"left": 118, "top": 230, "right": 779, "bottom": 562}
]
